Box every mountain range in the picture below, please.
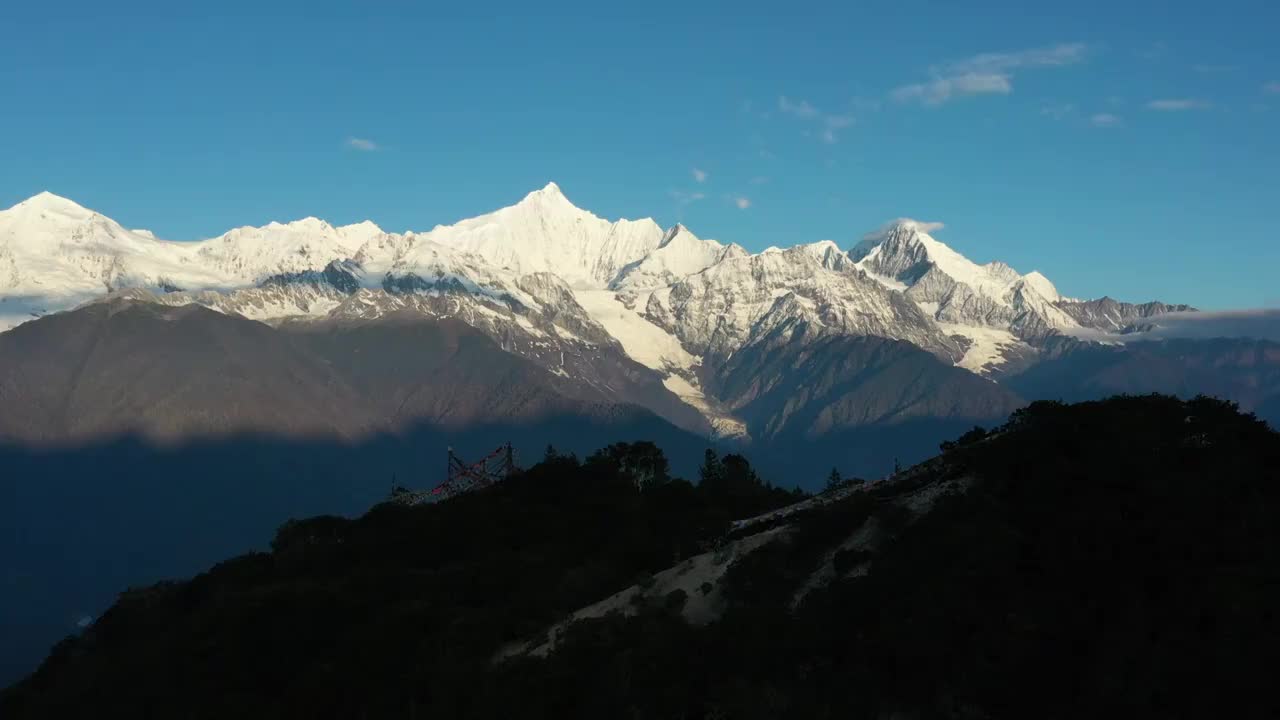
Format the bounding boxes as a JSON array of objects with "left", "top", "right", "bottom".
[{"left": 6, "top": 182, "right": 1272, "bottom": 454}]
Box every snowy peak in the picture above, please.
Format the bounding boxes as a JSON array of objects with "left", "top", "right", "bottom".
[
  {"left": 3, "top": 191, "right": 97, "bottom": 222},
  {"left": 1020, "top": 271, "right": 1060, "bottom": 303},
  {"left": 848, "top": 218, "right": 1085, "bottom": 348},
  {"left": 798, "top": 240, "right": 848, "bottom": 270},
  {"left": 855, "top": 219, "right": 1058, "bottom": 306},
  {"left": 337, "top": 220, "right": 385, "bottom": 243},
  {"left": 854, "top": 219, "right": 992, "bottom": 290},
  {"left": 417, "top": 184, "right": 665, "bottom": 289},
  {"left": 521, "top": 181, "right": 569, "bottom": 204}
]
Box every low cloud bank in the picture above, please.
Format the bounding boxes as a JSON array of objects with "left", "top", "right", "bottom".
[{"left": 1065, "top": 309, "right": 1280, "bottom": 343}]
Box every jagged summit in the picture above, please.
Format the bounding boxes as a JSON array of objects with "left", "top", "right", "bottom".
[
  {"left": 854, "top": 217, "right": 1043, "bottom": 301},
  {"left": 513, "top": 181, "right": 573, "bottom": 210},
  {"left": 659, "top": 223, "right": 690, "bottom": 246}
]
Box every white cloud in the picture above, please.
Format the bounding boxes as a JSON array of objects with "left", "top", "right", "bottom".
[
  {"left": 893, "top": 43, "right": 1085, "bottom": 106},
  {"left": 905, "top": 219, "right": 944, "bottom": 233},
  {"left": 1070, "top": 309, "right": 1280, "bottom": 343},
  {"left": 750, "top": 176, "right": 769, "bottom": 185},
  {"left": 821, "top": 114, "right": 854, "bottom": 143},
  {"left": 863, "top": 218, "right": 945, "bottom": 241},
  {"left": 670, "top": 190, "right": 706, "bottom": 206},
  {"left": 1146, "top": 99, "right": 1211, "bottom": 111},
  {"left": 778, "top": 96, "right": 819, "bottom": 118},
  {"left": 734, "top": 196, "right": 751, "bottom": 210},
  {"left": 692, "top": 168, "right": 708, "bottom": 183},
  {"left": 778, "top": 97, "right": 855, "bottom": 143},
  {"left": 346, "top": 137, "right": 378, "bottom": 151},
  {"left": 1090, "top": 113, "right": 1122, "bottom": 127},
  {"left": 1263, "top": 82, "right": 1280, "bottom": 94},
  {"left": 892, "top": 73, "right": 1012, "bottom": 105},
  {"left": 951, "top": 43, "right": 1087, "bottom": 74}
]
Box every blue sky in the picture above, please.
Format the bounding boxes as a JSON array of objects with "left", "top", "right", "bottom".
[{"left": 2, "top": 0, "right": 1277, "bottom": 309}]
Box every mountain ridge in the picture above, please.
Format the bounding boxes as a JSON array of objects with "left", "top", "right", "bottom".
[{"left": 0, "top": 185, "right": 1199, "bottom": 437}]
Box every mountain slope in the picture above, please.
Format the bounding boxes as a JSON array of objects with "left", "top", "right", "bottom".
[
  {"left": 1006, "top": 337, "right": 1280, "bottom": 426},
  {"left": 712, "top": 330, "right": 1023, "bottom": 440},
  {"left": 0, "top": 300, "right": 373, "bottom": 442},
  {"left": 0, "top": 297, "right": 692, "bottom": 443}
]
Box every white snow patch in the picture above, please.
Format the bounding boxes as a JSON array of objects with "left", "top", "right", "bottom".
[
  {"left": 498, "top": 525, "right": 791, "bottom": 661},
  {"left": 939, "top": 322, "right": 1030, "bottom": 374},
  {"left": 573, "top": 289, "right": 698, "bottom": 372},
  {"left": 662, "top": 374, "right": 749, "bottom": 439},
  {"left": 858, "top": 268, "right": 909, "bottom": 292}
]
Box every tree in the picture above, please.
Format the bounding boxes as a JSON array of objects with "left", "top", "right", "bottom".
[
  {"left": 698, "top": 449, "right": 723, "bottom": 488},
  {"left": 720, "top": 454, "right": 763, "bottom": 494},
  {"left": 588, "top": 441, "right": 671, "bottom": 491},
  {"left": 826, "top": 467, "right": 843, "bottom": 491},
  {"left": 544, "top": 444, "right": 560, "bottom": 462}
]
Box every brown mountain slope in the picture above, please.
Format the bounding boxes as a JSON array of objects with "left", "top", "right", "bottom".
[{"left": 0, "top": 299, "right": 653, "bottom": 444}]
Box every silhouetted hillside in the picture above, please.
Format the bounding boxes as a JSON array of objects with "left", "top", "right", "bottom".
[{"left": 4, "top": 395, "right": 1276, "bottom": 718}]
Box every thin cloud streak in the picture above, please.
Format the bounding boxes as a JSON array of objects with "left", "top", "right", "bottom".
[
  {"left": 778, "top": 96, "right": 819, "bottom": 118},
  {"left": 1090, "top": 113, "right": 1122, "bottom": 127},
  {"left": 692, "top": 168, "right": 708, "bottom": 183},
  {"left": 1146, "top": 99, "right": 1211, "bottom": 111},
  {"left": 346, "top": 137, "right": 378, "bottom": 151},
  {"left": 893, "top": 73, "right": 1011, "bottom": 105},
  {"left": 893, "top": 43, "right": 1085, "bottom": 105},
  {"left": 670, "top": 190, "right": 706, "bottom": 206}
]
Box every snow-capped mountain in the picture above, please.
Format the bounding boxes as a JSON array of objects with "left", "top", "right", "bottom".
[
  {"left": 849, "top": 219, "right": 1091, "bottom": 373},
  {"left": 0, "top": 184, "right": 1194, "bottom": 437}
]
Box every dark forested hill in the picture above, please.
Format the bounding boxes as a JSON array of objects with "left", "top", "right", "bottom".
[{"left": 3, "top": 395, "right": 1277, "bottom": 719}]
